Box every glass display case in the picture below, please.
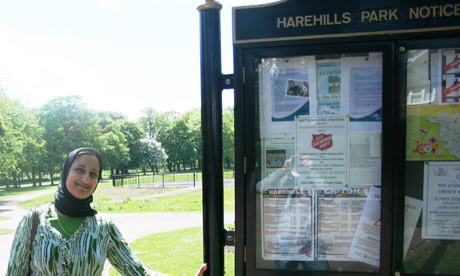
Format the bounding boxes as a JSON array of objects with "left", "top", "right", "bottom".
[
  {"left": 403, "top": 46, "right": 460, "bottom": 275},
  {"left": 245, "top": 46, "right": 392, "bottom": 274}
]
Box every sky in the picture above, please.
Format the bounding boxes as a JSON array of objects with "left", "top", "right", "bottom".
[{"left": 0, "top": 0, "right": 271, "bottom": 120}]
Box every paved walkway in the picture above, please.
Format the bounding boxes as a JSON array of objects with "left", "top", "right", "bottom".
[{"left": 0, "top": 181, "right": 235, "bottom": 275}]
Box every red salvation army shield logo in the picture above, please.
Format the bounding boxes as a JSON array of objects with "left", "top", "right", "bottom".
[{"left": 311, "top": 134, "right": 333, "bottom": 151}]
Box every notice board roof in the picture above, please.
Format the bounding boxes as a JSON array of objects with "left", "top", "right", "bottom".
[{"left": 233, "top": 0, "right": 460, "bottom": 44}]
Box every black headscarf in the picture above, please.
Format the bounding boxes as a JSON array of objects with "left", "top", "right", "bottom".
[{"left": 54, "top": 148, "right": 103, "bottom": 217}]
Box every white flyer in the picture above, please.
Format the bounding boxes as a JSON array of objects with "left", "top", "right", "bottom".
[
  {"left": 342, "top": 53, "right": 383, "bottom": 122},
  {"left": 296, "top": 115, "right": 348, "bottom": 189},
  {"left": 403, "top": 196, "right": 422, "bottom": 260},
  {"left": 349, "top": 133, "right": 382, "bottom": 187},
  {"left": 348, "top": 186, "right": 381, "bottom": 267},
  {"left": 422, "top": 161, "right": 460, "bottom": 240}
]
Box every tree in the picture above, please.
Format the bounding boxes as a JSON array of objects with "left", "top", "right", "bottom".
[
  {"left": 138, "top": 108, "right": 178, "bottom": 139},
  {"left": 95, "top": 112, "right": 144, "bottom": 173},
  {"left": 117, "top": 120, "right": 144, "bottom": 172},
  {"left": 96, "top": 131, "right": 130, "bottom": 175},
  {"left": 38, "top": 96, "right": 100, "bottom": 183},
  {"left": 182, "top": 109, "right": 202, "bottom": 169},
  {"left": 138, "top": 138, "right": 167, "bottom": 174},
  {"left": 158, "top": 116, "right": 195, "bottom": 172},
  {"left": 0, "top": 95, "right": 46, "bottom": 188},
  {"left": 0, "top": 95, "right": 24, "bottom": 188},
  {"left": 18, "top": 108, "right": 45, "bottom": 187}
]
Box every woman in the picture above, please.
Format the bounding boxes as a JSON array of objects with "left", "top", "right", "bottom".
[{"left": 7, "top": 148, "right": 207, "bottom": 276}]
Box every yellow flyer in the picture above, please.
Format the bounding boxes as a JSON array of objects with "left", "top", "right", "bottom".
[{"left": 406, "top": 105, "right": 460, "bottom": 161}]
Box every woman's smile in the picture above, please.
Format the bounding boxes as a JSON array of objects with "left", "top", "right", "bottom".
[{"left": 66, "top": 154, "right": 100, "bottom": 199}]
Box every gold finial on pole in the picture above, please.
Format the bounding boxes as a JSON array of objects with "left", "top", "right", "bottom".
[{"left": 197, "top": 0, "right": 222, "bottom": 11}]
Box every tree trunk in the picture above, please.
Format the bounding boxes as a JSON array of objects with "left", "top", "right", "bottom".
[
  {"left": 13, "top": 173, "right": 18, "bottom": 189},
  {"left": 38, "top": 169, "right": 42, "bottom": 186},
  {"left": 32, "top": 166, "right": 37, "bottom": 187},
  {"left": 50, "top": 171, "right": 54, "bottom": 185}
]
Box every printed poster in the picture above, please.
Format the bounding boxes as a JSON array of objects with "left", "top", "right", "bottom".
[
  {"left": 259, "top": 56, "right": 317, "bottom": 138},
  {"left": 349, "top": 133, "right": 382, "bottom": 187},
  {"left": 406, "top": 105, "right": 460, "bottom": 161},
  {"left": 441, "top": 49, "right": 460, "bottom": 104},
  {"left": 296, "top": 115, "right": 348, "bottom": 188},
  {"left": 342, "top": 53, "right": 383, "bottom": 122},
  {"left": 406, "top": 49, "right": 435, "bottom": 105},
  {"left": 262, "top": 189, "right": 314, "bottom": 261},
  {"left": 316, "top": 188, "right": 367, "bottom": 261},
  {"left": 422, "top": 162, "right": 460, "bottom": 240},
  {"left": 316, "top": 61, "right": 342, "bottom": 115},
  {"left": 261, "top": 138, "right": 296, "bottom": 189},
  {"left": 348, "top": 186, "right": 381, "bottom": 267},
  {"left": 442, "top": 49, "right": 460, "bottom": 74}
]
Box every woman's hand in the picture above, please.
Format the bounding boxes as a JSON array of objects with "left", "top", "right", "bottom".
[{"left": 195, "top": 263, "right": 207, "bottom": 276}]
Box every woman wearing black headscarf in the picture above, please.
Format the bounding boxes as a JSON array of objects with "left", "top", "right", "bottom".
[{"left": 6, "top": 148, "right": 207, "bottom": 276}]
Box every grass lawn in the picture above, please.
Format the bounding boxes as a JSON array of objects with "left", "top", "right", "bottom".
[
  {"left": 0, "top": 229, "right": 14, "bottom": 235},
  {"left": 20, "top": 182, "right": 182, "bottom": 209},
  {"left": 109, "top": 227, "right": 234, "bottom": 276},
  {"left": 95, "top": 186, "right": 235, "bottom": 213},
  {"left": 0, "top": 216, "right": 9, "bottom": 221},
  {"left": 0, "top": 183, "right": 57, "bottom": 199}
]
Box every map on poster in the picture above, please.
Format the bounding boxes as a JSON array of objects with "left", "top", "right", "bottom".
[{"left": 406, "top": 105, "right": 460, "bottom": 161}]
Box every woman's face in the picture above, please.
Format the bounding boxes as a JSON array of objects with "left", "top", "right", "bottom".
[{"left": 66, "top": 154, "right": 100, "bottom": 199}]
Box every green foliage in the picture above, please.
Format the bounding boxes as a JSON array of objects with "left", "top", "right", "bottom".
[
  {"left": 138, "top": 108, "right": 164, "bottom": 140},
  {"left": 97, "top": 131, "right": 130, "bottom": 173},
  {"left": 223, "top": 107, "right": 235, "bottom": 169},
  {"left": 0, "top": 94, "right": 236, "bottom": 188},
  {"left": 38, "top": 96, "right": 100, "bottom": 182},
  {"left": 0, "top": 95, "right": 45, "bottom": 188},
  {"left": 138, "top": 138, "right": 167, "bottom": 173}
]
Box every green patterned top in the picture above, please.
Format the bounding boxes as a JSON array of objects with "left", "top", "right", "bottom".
[{"left": 6, "top": 204, "right": 168, "bottom": 276}]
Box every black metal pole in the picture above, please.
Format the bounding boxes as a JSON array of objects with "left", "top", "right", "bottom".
[{"left": 198, "top": 1, "right": 224, "bottom": 276}]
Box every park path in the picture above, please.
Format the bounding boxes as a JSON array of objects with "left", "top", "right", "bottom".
[{"left": 0, "top": 181, "right": 235, "bottom": 275}]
